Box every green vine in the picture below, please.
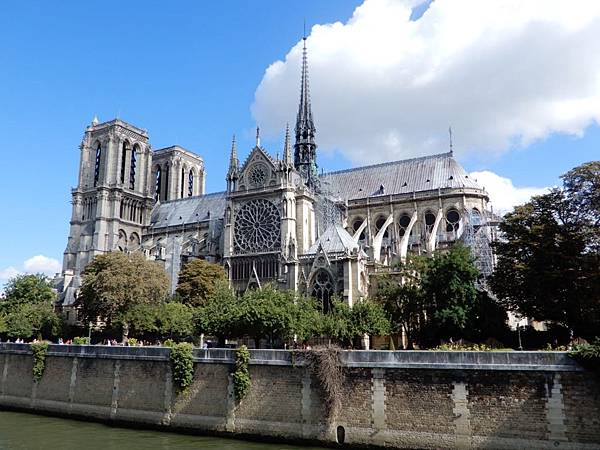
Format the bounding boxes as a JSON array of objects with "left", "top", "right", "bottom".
[
  {"left": 31, "top": 342, "right": 49, "bottom": 382},
  {"left": 169, "top": 342, "right": 194, "bottom": 393},
  {"left": 232, "top": 345, "right": 251, "bottom": 401},
  {"left": 569, "top": 338, "right": 600, "bottom": 372}
]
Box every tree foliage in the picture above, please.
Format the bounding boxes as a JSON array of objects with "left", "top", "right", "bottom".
[
  {"left": 79, "top": 252, "right": 170, "bottom": 334},
  {"left": 0, "top": 274, "right": 60, "bottom": 339},
  {"left": 175, "top": 259, "right": 227, "bottom": 307},
  {"left": 490, "top": 161, "right": 600, "bottom": 340},
  {"left": 1, "top": 274, "right": 57, "bottom": 311}
]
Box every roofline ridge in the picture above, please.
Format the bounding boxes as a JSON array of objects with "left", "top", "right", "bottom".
[
  {"left": 158, "top": 191, "right": 226, "bottom": 205},
  {"left": 321, "top": 151, "right": 453, "bottom": 177}
]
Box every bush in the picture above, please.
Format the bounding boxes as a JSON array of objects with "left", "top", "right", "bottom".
[
  {"left": 127, "top": 338, "right": 138, "bottom": 346},
  {"left": 233, "top": 345, "right": 251, "bottom": 401},
  {"left": 169, "top": 342, "right": 194, "bottom": 393},
  {"left": 163, "top": 338, "right": 176, "bottom": 348},
  {"left": 31, "top": 341, "right": 49, "bottom": 382},
  {"left": 570, "top": 338, "right": 600, "bottom": 371},
  {"left": 73, "top": 336, "right": 90, "bottom": 345}
]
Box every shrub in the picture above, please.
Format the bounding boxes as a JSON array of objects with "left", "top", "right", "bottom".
[
  {"left": 73, "top": 336, "right": 90, "bottom": 345},
  {"left": 232, "top": 345, "right": 251, "bottom": 401},
  {"left": 169, "top": 342, "right": 194, "bottom": 393},
  {"left": 31, "top": 341, "right": 49, "bottom": 382},
  {"left": 570, "top": 338, "right": 600, "bottom": 371},
  {"left": 163, "top": 338, "right": 176, "bottom": 348},
  {"left": 127, "top": 338, "right": 138, "bottom": 347}
]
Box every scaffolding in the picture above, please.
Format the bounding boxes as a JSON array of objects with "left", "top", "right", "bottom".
[{"left": 461, "top": 209, "right": 497, "bottom": 290}]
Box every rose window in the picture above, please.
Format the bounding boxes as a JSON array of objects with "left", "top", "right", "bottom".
[
  {"left": 248, "top": 163, "right": 268, "bottom": 188},
  {"left": 234, "top": 199, "right": 280, "bottom": 253}
]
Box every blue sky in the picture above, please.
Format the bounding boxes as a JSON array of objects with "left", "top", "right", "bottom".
[{"left": 1, "top": 0, "right": 599, "bottom": 282}]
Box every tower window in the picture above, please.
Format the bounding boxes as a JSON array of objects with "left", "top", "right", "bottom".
[
  {"left": 180, "top": 167, "right": 185, "bottom": 198},
  {"left": 129, "top": 145, "right": 137, "bottom": 190},
  {"left": 94, "top": 143, "right": 102, "bottom": 186},
  {"left": 188, "top": 170, "right": 194, "bottom": 197},
  {"left": 155, "top": 166, "right": 162, "bottom": 201},
  {"left": 120, "top": 142, "right": 129, "bottom": 184},
  {"left": 164, "top": 164, "right": 170, "bottom": 201}
]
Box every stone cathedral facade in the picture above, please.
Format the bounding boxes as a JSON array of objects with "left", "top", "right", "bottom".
[{"left": 58, "top": 40, "right": 494, "bottom": 321}]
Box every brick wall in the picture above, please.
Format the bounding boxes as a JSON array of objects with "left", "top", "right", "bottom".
[{"left": 0, "top": 344, "right": 598, "bottom": 450}]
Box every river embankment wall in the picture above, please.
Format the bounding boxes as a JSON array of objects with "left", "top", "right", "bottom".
[{"left": 0, "top": 344, "right": 598, "bottom": 449}]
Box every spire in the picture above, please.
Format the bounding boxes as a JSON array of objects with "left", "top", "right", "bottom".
[
  {"left": 91, "top": 115, "right": 99, "bottom": 126},
  {"left": 283, "top": 123, "right": 292, "bottom": 165},
  {"left": 255, "top": 126, "right": 261, "bottom": 147},
  {"left": 227, "top": 134, "right": 239, "bottom": 177},
  {"left": 294, "top": 33, "right": 318, "bottom": 188},
  {"left": 449, "top": 126, "right": 454, "bottom": 156}
]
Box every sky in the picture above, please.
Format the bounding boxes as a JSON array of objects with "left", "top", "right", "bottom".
[{"left": 1, "top": 0, "right": 599, "bottom": 284}]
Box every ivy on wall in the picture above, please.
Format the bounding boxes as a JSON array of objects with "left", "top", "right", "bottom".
[
  {"left": 169, "top": 342, "right": 194, "bottom": 393},
  {"left": 31, "top": 342, "right": 49, "bottom": 382},
  {"left": 232, "top": 345, "right": 251, "bottom": 401}
]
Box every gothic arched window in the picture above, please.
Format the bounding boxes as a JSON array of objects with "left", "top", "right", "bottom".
[
  {"left": 445, "top": 209, "right": 461, "bottom": 233},
  {"left": 311, "top": 269, "right": 335, "bottom": 313},
  {"left": 120, "top": 142, "right": 129, "bottom": 184},
  {"left": 180, "top": 167, "right": 185, "bottom": 198},
  {"left": 163, "top": 164, "right": 170, "bottom": 201},
  {"left": 188, "top": 169, "right": 194, "bottom": 197},
  {"left": 375, "top": 215, "right": 389, "bottom": 238},
  {"left": 352, "top": 217, "right": 366, "bottom": 241},
  {"left": 130, "top": 145, "right": 138, "bottom": 190},
  {"left": 155, "top": 166, "right": 162, "bottom": 201},
  {"left": 398, "top": 213, "right": 411, "bottom": 237},
  {"left": 424, "top": 211, "right": 436, "bottom": 234},
  {"left": 94, "top": 142, "right": 102, "bottom": 187}
]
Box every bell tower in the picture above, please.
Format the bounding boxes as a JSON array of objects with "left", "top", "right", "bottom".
[{"left": 60, "top": 118, "right": 155, "bottom": 309}]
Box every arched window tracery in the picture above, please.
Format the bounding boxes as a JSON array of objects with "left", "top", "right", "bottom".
[
  {"left": 445, "top": 209, "right": 461, "bottom": 233},
  {"left": 130, "top": 145, "right": 138, "bottom": 190},
  {"left": 424, "top": 211, "right": 436, "bottom": 234},
  {"left": 375, "top": 215, "right": 389, "bottom": 238},
  {"left": 155, "top": 166, "right": 162, "bottom": 201},
  {"left": 398, "top": 213, "right": 412, "bottom": 237},
  {"left": 311, "top": 269, "right": 335, "bottom": 313},
  {"left": 120, "top": 142, "right": 129, "bottom": 184},
  {"left": 94, "top": 142, "right": 102, "bottom": 186},
  {"left": 188, "top": 169, "right": 194, "bottom": 197},
  {"left": 351, "top": 217, "right": 366, "bottom": 241}
]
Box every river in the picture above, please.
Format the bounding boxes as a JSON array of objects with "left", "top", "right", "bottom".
[{"left": 0, "top": 411, "right": 328, "bottom": 450}]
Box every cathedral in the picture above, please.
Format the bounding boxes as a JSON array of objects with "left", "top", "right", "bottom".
[{"left": 58, "top": 39, "right": 494, "bottom": 321}]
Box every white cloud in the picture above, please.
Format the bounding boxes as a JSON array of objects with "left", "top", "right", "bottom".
[
  {"left": 469, "top": 170, "right": 548, "bottom": 214},
  {"left": 0, "top": 267, "right": 21, "bottom": 282},
  {"left": 23, "top": 255, "right": 61, "bottom": 276},
  {"left": 0, "top": 255, "right": 61, "bottom": 284},
  {"left": 252, "top": 0, "right": 600, "bottom": 164}
]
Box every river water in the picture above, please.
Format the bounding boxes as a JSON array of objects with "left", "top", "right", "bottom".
[{"left": 0, "top": 411, "right": 328, "bottom": 450}]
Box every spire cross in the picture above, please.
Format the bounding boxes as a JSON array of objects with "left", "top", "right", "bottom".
[{"left": 449, "top": 126, "right": 453, "bottom": 155}]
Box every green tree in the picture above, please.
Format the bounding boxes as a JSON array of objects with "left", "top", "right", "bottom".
[
  {"left": 0, "top": 274, "right": 61, "bottom": 340},
  {"left": 157, "top": 301, "right": 195, "bottom": 341},
  {"left": 422, "top": 243, "right": 480, "bottom": 342},
  {"left": 79, "top": 252, "right": 170, "bottom": 341},
  {"left": 376, "top": 256, "right": 428, "bottom": 348},
  {"left": 195, "top": 281, "right": 241, "bottom": 345},
  {"left": 1, "top": 274, "right": 57, "bottom": 311},
  {"left": 176, "top": 259, "right": 227, "bottom": 306},
  {"left": 350, "top": 299, "right": 391, "bottom": 347},
  {"left": 490, "top": 162, "right": 600, "bottom": 339},
  {"left": 4, "top": 302, "right": 60, "bottom": 340}
]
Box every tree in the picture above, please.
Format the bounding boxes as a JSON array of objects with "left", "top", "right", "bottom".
[
  {"left": 1, "top": 274, "right": 57, "bottom": 311},
  {"left": 195, "top": 281, "right": 242, "bottom": 345},
  {"left": 422, "top": 243, "right": 480, "bottom": 343},
  {"left": 490, "top": 162, "right": 600, "bottom": 339},
  {"left": 156, "top": 301, "right": 195, "bottom": 341},
  {"left": 0, "top": 274, "right": 61, "bottom": 340},
  {"left": 376, "top": 256, "right": 428, "bottom": 348},
  {"left": 79, "top": 252, "right": 170, "bottom": 341},
  {"left": 176, "top": 259, "right": 227, "bottom": 306},
  {"left": 350, "top": 299, "right": 391, "bottom": 347}
]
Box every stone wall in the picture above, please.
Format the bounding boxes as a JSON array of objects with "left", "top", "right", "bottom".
[{"left": 0, "top": 344, "right": 598, "bottom": 449}]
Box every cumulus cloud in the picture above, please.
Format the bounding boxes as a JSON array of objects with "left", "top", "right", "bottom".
[
  {"left": 23, "top": 255, "right": 61, "bottom": 276},
  {"left": 0, "top": 255, "right": 61, "bottom": 284},
  {"left": 470, "top": 170, "right": 548, "bottom": 214},
  {"left": 252, "top": 0, "right": 600, "bottom": 164}
]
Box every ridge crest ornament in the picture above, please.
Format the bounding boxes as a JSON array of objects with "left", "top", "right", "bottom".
[{"left": 234, "top": 199, "right": 281, "bottom": 254}]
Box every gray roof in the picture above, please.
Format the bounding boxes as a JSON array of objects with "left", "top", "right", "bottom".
[
  {"left": 306, "top": 224, "right": 358, "bottom": 255},
  {"left": 320, "top": 152, "right": 483, "bottom": 201},
  {"left": 150, "top": 191, "right": 226, "bottom": 229}
]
